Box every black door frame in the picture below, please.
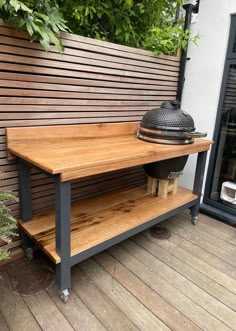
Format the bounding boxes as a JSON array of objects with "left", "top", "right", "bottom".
[{"left": 203, "top": 15, "right": 236, "bottom": 224}]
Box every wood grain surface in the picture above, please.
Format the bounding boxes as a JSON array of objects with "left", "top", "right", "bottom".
[
  {"left": 7, "top": 123, "right": 213, "bottom": 180},
  {"left": 19, "top": 185, "right": 197, "bottom": 263}
]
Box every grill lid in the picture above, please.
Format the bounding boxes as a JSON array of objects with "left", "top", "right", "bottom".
[
  {"left": 136, "top": 100, "right": 207, "bottom": 145},
  {"left": 140, "top": 100, "right": 195, "bottom": 132}
]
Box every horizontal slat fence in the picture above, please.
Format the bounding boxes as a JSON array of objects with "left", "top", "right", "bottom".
[{"left": 0, "top": 20, "right": 180, "bottom": 252}]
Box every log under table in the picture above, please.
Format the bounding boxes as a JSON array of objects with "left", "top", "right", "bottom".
[{"left": 6, "top": 122, "right": 213, "bottom": 303}]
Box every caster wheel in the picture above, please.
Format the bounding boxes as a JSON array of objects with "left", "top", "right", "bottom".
[
  {"left": 191, "top": 217, "right": 198, "bottom": 225},
  {"left": 25, "top": 247, "right": 34, "bottom": 261},
  {"left": 60, "top": 289, "right": 69, "bottom": 304}
]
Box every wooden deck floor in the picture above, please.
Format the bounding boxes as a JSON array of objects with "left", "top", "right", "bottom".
[{"left": 0, "top": 212, "right": 236, "bottom": 331}]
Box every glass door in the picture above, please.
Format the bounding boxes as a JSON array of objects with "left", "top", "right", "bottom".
[
  {"left": 207, "top": 65, "right": 236, "bottom": 206},
  {"left": 203, "top": 16, "right": 236, "bottom": 223}
]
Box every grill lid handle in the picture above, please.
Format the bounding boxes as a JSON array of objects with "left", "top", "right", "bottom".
[
  {"left": 161, "top": 100, "right": 180, "bottom": 110},
  {"left": 185, "top": 131, "right": 207, "bottom": 138}
]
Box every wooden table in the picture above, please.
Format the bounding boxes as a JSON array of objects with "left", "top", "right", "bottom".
[{"left": 7, "top": 122, "right": 213, "bottom": 302}]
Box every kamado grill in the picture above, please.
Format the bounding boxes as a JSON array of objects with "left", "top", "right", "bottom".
[
  {"left": 137, "top": 100, "right": 206, "bottom": 145},
  {"left": 137, "top": 100, "right": 207, "bottom": 180}
]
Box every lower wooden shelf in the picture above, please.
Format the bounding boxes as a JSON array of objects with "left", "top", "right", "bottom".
[{"left": 19, "top": 184, "right": 197, "bottom": 264}]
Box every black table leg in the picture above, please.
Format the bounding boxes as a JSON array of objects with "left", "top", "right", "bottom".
[
  {"left": 18, "top": 158, "right": 34, "bottom": 260},
  {"left": 190, "top": 151, "right": 207, "bottom": 224},
  {"left": 54, "top": 175, "right": 71, "bottom": 303}
]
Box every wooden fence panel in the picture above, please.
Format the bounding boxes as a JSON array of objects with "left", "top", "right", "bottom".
[{"left": 0, "top": 20, "right": 180, "bottom": 251}]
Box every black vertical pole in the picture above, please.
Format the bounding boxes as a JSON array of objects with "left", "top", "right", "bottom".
[
  {"left": 54, "top": 175, "right": 71, "bottom": 302},
  {"left": 193, "top": 151, "right": 207, "bottom": 196},
  {"left": 18, "top": 158, "right": 34, "bottom": 258},
  {"left": 190, "top": 151, "right": 207, "bottom": 220},
  {"left": 177, "top": 3, "right": 194, "bottom": 103},
  {"left": 18, "top": 159, "right": 32, "bottom": 221}
]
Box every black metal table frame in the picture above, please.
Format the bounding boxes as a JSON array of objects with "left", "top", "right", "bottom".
[{"left": 17, "top": 151, "right": 207, "bottom": 303}]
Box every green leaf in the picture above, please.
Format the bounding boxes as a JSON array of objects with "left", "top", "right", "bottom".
[
  {"left": 124, "top": 0, "right": 133, "bottom": 6},
  {"left": 115, "top": 27, "right": 122, "bottom": 36},
  {"left": 30, "top": 21, "right": 42, "bottom": 34},
  {"left": 9, "top": 0, "right": 20, "bottom": 11},
  {"left": 125, "top": 31, "right": 129, "bottom": 42},
  {"left": 0, "top": 191, "right": 17, "bottom": 202},
  {"left": 0, "top": 249, "right": 10, "bottom": 261},
  {"left": 26, "top": 21, "right": 34, "bottom": 36},
  {"left": 39, "top": 34, "right": 51, "bottom": 52},
  {"left": 34, "top": 12, "right": 48, "bottom": 21},
  {"left": 85, "top": 7, "right": 89, "bottom": 16},
  {"left": 0, "top": 0, "right": 5, "bottom": 9},
  {"left": 20, "top": 3, "right": 32, "bottom": 13},
  {"left": 51, "top": 35, "right": 64, "bottom": 53}
]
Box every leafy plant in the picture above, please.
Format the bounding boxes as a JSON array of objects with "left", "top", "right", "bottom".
[
  {"left": 143, "top": 23, "right": 199, "bottom": 55},
  {"left": 0, "top": 0, "right": 198, "bottom": 57},
  {"left": 58, "top": 0, "right": 198, "bottom": 55},
  {"left": 0, "top": 191, "right": 17, "bottom": 261},
  {"left": 59, "top": 0, "right": 185, "bottom": 51},
  {"left": 0, "top": 0, "right": 69, "bottom": 52}
]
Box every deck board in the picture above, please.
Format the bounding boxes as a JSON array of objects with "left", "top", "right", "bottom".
[
  {"left": 0, "top": 271, "right": 41, "bottom": 331},
  {"left": 106, "top": 246, "right": 232, "bottom": 331},
  {"left": 184, "top": 210, "right": 236, "bottom": 236},
  {"left": 1, "top": 212, "right": 236, "bottom": 331},
  {"left": 80, "top": 258, "right": 173, "bottom": 331},
  {"left": 0, "top": 313, "right": 9, "bottom": 331},
  {"left": 159, "top": 225, "right": 236, "bottom": 280},
  {"left": 49, "top": 290, "right": 106, "bottom": 331},
  {"left": 93, "top": 251, "right": 201, "bottom": 331},
  {"left": 152, "top": 220, "right": 236, "bottom": 293},
  {"left": 134, "top": 233, "right": 236, "bottom": 311},
  {"left": 172, "top": 216, "right": 236, "bottom": 254},
  {"left": 165, "top": 219, "right": 236, "bottom": 266},
  {"left": 23, "top": 290, "right": 74, "bottom": 331},
  {"left": 72, "top": 268, "right": 139, "bottom": 331},
  {"left": 120, "top": 239, "right": 236, "bottom": 329}
]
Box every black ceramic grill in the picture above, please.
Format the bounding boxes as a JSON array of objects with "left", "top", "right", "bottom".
[
  {"left": 137, "top": 100, "right": 207, "bottom": 179},
  {"left": 137, "top": 100, "right": 206, "bottom": 145}
]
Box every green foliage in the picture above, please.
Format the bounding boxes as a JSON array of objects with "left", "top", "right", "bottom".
[
  {"left": 0, "top": 249, "right": 9, "bottom": 260},
  {"left": 0, "top": 190, "right": 17, "bottom": 261},
  {"left": 60, "top": 0, "right": 142, "bottom": 46},
  {"left": 59, "top": 0, "right": 186, "bottom": 53},
  {"left": 144, "top": 23, "right": 200, "bottom": 55},
  {"left": 0, "top": 0, "right": 69, "bottom": 52},
  {"left": 0, "top": 0, "right": 198, "bottom": 55}
]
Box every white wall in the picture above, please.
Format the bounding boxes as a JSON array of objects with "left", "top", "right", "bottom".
[{"left": 180, "top": 0, "right": 236, "bottom": 192}]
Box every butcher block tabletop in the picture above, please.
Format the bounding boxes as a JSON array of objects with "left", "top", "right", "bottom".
[{"left": 6, "top": 122, "right": 213, "bottom": 182}]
